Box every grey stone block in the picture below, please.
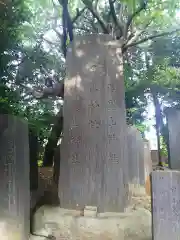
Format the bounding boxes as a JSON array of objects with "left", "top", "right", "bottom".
[
  {"left": 151, "top": 170, "right": 180, "bottom": 240},
  {"left": 59, "top": 35, "right": 129, "bottom": 212},
  {"left": 166, "top": 108, "right": 180, "bottom": 169},
  {"left": 0, "top": 114, "right": 30, "bottom": 240},
  {"left": 127, "top": 126, "right": 145, "bottom": 195}
]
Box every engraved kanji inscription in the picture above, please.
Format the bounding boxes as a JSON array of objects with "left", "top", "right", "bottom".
[
  {"left": 88, "top": 63, "right": 104, "bottom": 73},
  {"left": 88, "top": 100, "right": 100, "bottom": 109},
  {"left": 108, "top": 116, "right": 117, "bottom": 126},
  {"left": 71, "top": 153, "right": 80, "bottom": 164},
  {"left": 108, "top": 83, "right": 116, "bottom": 92},
  {"left": 108, "top": 133, "right": 118, "bottom": 141},
  {"left": 89, "top": 120, "right": 101, "bottom": 128},
  {"left": 109, "top": 152, "right": 119, "bottom": 163},
  {"left": 108, "top": 100, "right": 117, "bottom": 106},
  {"left": 89, "top": 83, "right": 100, "bottom": 92},
  {"left": 70, "top": 136, "right": 82, "bottom": 144},
  {"left": 74, "top": 99, "right": 82, "bottom": 112},
  {"left": 70, "top": 118, "right": 78, "bottom": 128}
]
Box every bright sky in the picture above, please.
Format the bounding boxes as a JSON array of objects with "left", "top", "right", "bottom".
[{"left": 144, "top": 101, "right": 157, "bottom": 150}]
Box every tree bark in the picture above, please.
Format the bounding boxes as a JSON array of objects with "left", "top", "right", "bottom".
[{"left": 43, "top": 106, "right": 63, "bottom": 166}]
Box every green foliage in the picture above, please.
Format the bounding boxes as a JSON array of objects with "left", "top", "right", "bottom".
[
  {"left": 160, "top": 136, "right": 168, "bottom": 157},
  {"left": 2, "top": 0, "right": 180, "bottom": 163}
]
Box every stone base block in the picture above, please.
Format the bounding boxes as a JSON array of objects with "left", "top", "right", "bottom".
[{"left": 31, "top": 206, "right": 151, "bottom": 240}]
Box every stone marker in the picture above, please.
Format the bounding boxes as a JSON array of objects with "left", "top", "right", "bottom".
[
  {"left": 166, "top": 108, "right": 180, "bottom": 169},
  {"left": 144, "top": 140, "right": 152, "bottom": 195},
  {"left": 151, "top": 170, "right": 180, "bottom": 240},
  {"left": 127, "top": 125, "right": 145, "bottom": 196},
  {"left": 0, "top": 114, "right": 30, "bottom": 240},
  {"left": 59, "top": 34, "right": 129, "bottom": 212}
]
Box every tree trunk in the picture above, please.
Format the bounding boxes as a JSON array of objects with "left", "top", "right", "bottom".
[
  {"left": 43, "top": 106, "right": 63, "bottom": 166},
  {"left": 151, "top": 91, "right": 163, "bottom": 166}
]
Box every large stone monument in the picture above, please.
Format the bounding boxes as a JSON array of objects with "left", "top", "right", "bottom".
[
  {"left": 166, "top": 108, "right": 180, "bottom": 169},
  {"left": 59, "top": 35, "right": 129, "bottom": 212},
  {"left": 0, "top": 115, "right": 30, "bottom": 240}
]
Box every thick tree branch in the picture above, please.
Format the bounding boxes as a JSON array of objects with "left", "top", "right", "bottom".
[
  {"left": 124, "top": 19, "right": 154, "bottom": 48},
  {"left": 53, "top": 28, "right": 62, "bottom": 39},
  {"left": 123, "top": 28, "right": 180, "bottom": 51},
  {"left": 20, "top": 82, "right": 64, "bottom": 99},
  {"left": 94, "top": 0, "right": 99, "bottom": 10},
  {"left": 125, "top": 0, "right": 147, "bottom": 38},
  {"left": 108, "top": 0, "right": 123, "bottom": 37},
  {"left": 82, "top": 0, "right": 109, "bottom": 33},
  {"left": 52, "top": 0, "right": 86, "bottom": 26},
  {"left": 72, "top": 7, "right": 86, "bottom": 24}
]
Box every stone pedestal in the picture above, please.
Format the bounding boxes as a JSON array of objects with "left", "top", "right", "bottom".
[
  {"left": 0, "top": 115, "right": 30, "bottom": 240},
  {"left": 59, "top": 35, "right": 129, "bottom": 212}
]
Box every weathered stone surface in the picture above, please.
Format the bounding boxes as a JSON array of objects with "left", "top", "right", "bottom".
[
  {"left": 59, "top": 35, "right": 129, "bottom": 212},
  {"left": 151, "top": 150, "right": 159, "bottom": 166},
  {"left": 0, "top": 114, "right": 30, "bottom": 240},
  {"left": 31, "top": 206, "right": 151, "bottom": 240},
  {"left": 127, "top": 125, "right": 145, "bottom": 196},
  {"left": 144, "top": 140, "right": 152, "bottom": 196},
  {"left": 151, "top": 170, "right": 180, "bottom": 240},
  {"left": 166, "top": 108, "right": 180, "bottom": 169},
  {"left": 31, "top": 167, "right": 60, "bottom": 210}
]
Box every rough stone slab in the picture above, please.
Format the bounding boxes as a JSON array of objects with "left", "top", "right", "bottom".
[
  {"left": 144, "top": 140, "right": 152, "bottom": 180},
  {"left": 32, "top": 206, "right": 151, "bottom": 240},
  {"left": 166, "top": 108, "right": 180, "bottom": 169},
  {"left": 151, "top": 171, "right": 180, "bottom": 240},
  {"left": 0, "top": 114, "right": 30, "bottom": 240},
  {"left": 151, "top": 150, "right": 159, "bottom": 166},
  {"left": 59, "top": 34, "right": 129, "bottom": 212},
  {"left": 144, "top": 140, "right": 152, "bottom": 196},
  {"left": 127, "top": 126, "right": 145, "bottom": 196}
]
